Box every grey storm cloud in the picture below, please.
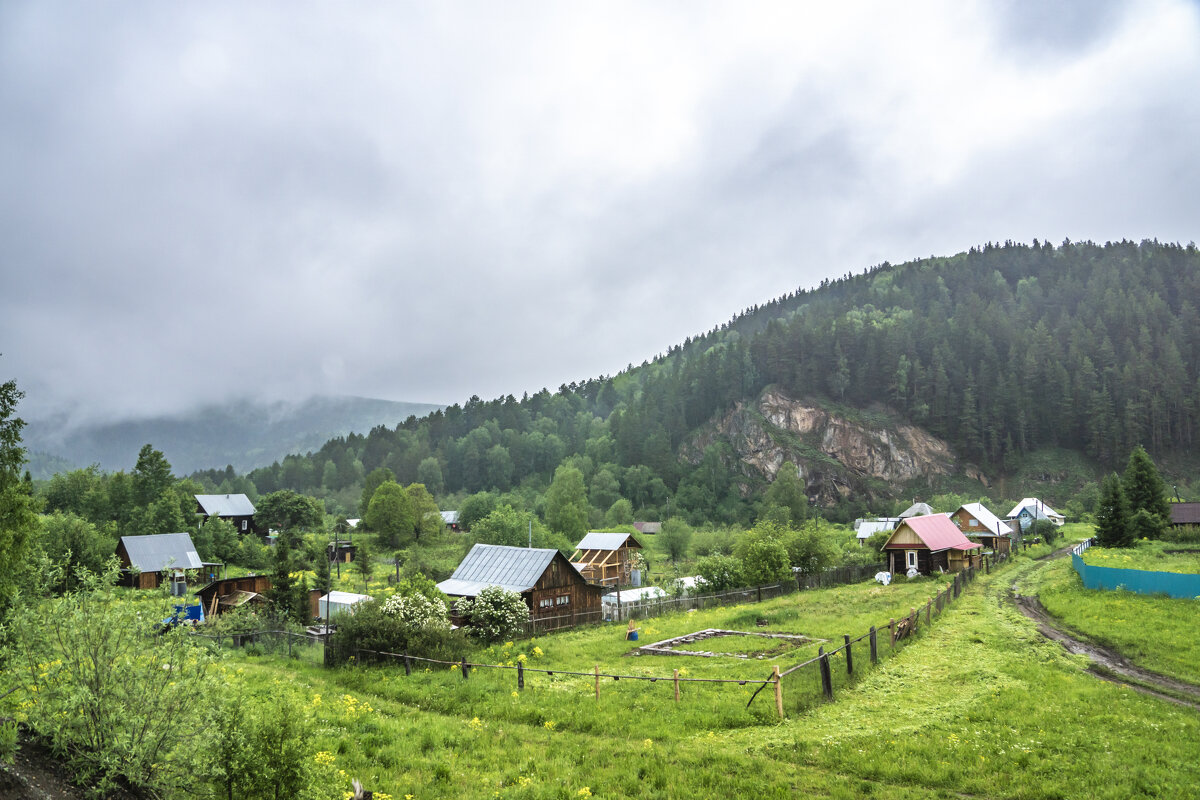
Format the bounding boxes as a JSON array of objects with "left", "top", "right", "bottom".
[{"left": 2, "top": 1, "right": 1199, "bottom": 426}]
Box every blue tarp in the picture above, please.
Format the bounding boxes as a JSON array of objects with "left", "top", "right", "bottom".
[{"left": 1072, "top": 553, "right": 1200, "bottom": 599}]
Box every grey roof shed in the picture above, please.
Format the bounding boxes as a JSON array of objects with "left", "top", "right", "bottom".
[
  {"left": 118, "top": 533, "right": 204, "bottom": 572},
  {"left": 436, "top": 544, "right": 557, "bottom": 597}
]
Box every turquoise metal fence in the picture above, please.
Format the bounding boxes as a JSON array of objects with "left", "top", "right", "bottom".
[{"left": 1071, "top": 553, "right": 1200, "bottom": 599}]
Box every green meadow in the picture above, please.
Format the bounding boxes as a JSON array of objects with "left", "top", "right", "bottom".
[{"left": 218, "top": 550, "right": 1200, "bottom": 799}]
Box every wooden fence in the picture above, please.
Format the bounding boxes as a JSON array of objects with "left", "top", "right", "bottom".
[{"left": 194, "top": 550, "right": 1014, "bottom": 720}]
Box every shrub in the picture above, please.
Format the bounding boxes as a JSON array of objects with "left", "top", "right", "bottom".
[
  {"left": 455, "top": 585, "right": 530, "bottom": 644},
  {"left": 695, "top": 554, "right": 744, "bottom": 592}
]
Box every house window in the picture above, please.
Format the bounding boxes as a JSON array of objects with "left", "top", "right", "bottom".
[
  {"left": 539, "top": 598, "right": 553, "bottom": 609},
  {"left": 906, "top": 551, "right": 918, "bottom": 569},
  {"left": 241, "top": 520, "right": 248, "bottom": 531},
  {"left": 556, "top": 595, "right": 569, "bottom": 606}
]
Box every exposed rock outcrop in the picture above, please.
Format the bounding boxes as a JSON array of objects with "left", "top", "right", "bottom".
[{"left": 683, "top": 388, "right": 984, "bottom": 506}]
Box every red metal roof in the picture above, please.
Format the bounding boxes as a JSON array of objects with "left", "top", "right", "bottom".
[{"left": 884, "top": 514, "right": 981, "bottom": 552}]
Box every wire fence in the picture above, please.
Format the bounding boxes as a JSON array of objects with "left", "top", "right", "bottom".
[{"left": 192, "top": 551, "right": 1013, "bottom": 719}]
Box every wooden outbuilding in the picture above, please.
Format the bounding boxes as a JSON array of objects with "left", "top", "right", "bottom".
[
  {"left": 117, "top": 533, "right": 205, "bottom": 589},
  {"left": 195, "top": 493, "right": 261, "bottom": 536},
  {"left": 327, "top": 541, "right": 356, "bottom": 563},
  {"left": 570, "top": 532, "right": 645, "bottom": 587},
  {"left": 437, "top": 543, "right": 602, "bottom": 631},
  {"left": 1169, "top": 502, "right": 1200, "bottom": 527},
  {"left": 881, "top": 514, "right": 982, "bottom": 575},
  {"left": 196, "top": 574, "right": 273, "bottom": 617},
  {"left": 950, "top": 503, "right": 1013, "bottom": 553}
]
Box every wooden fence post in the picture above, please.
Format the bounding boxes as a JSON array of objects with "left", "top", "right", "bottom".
[
  {"left": 403, "top": 651, "right": 411, "bottom": 676},
  {"left": 926, "top": 600, "right": 932, "bottom": 625},
  {"left": 818, "top": 646, "right": 833, "bottom": 700},
  {"left": 462, "top": 658, "right": 469, "bottom": 680},
  {"left": 889, "top": 618, "right": 896, "bottom": 648},
  {"left": 773, "top": 665, "right": 783, "bottom": 719},
  {"left": 673, "top": 669, "right": 680, "bottom": 703},
  {"left": 869, "top": 626, "right": 878, "bottom": 664},
  {"left": 517, "top": 661, "right": 524, "bottom": 689},
  {"left": 911, "top": 607, "right": 918, "bottom": 632},
  {"left": 594, "top": 665, "right": 600, "bottom": 700},
  {"left": 844, "top": 634, "right": 853, "bottom": 675}
]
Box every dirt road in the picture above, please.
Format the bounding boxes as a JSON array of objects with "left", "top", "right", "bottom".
[{"left": 1008, "top": 545, "right": 1200, "bottom": 710}]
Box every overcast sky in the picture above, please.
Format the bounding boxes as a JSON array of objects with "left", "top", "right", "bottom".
[{"left": 3, "top": 1, "right": 1199, "bottom": 425}]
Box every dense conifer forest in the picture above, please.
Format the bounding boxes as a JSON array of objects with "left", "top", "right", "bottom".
[{"left": 192, "top": 240, "right": 1200, "bottom": 523}]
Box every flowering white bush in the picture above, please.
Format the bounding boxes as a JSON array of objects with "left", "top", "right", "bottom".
[
  {"left": 380, "top": 592, "right": 450, "bottom": 633},
  {"left": 455, "top": 586, "right": 530, "bottom": 643}
]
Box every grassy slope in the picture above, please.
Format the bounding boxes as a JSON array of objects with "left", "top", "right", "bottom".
[
  {"left": 1034, "top": 556, "right": 1200, "bottom": 685},
  {"left": 229, "top": 553, "right": 1200, "bottom": 799},
  {"left": 1082, "top": 540, "right": 1200, "bottom": 574}
]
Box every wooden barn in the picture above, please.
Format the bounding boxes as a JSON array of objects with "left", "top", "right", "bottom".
[
  {"left": 327, "top": 541, "right": 356, "bottom": 563},
  {"left": 950, "top": 503, "right": 1013, "bottom": 553},
  {"left": 437, "top": 544, "right": 602, "bottom": 631},
  {"left": 881, "top": 514, "right": 982, "bottom": 575},
  {"left": 117, "top": 533, "right": 205, "bottom": 589},
  {"left": 195, "top": 493, "right": 261, "bottom": 536},
  {"left": 196, "top": 574, "right": 273, "bottom": 617},
  {"left": 570, "top": 532, "right": 644, "bottom": 587}
]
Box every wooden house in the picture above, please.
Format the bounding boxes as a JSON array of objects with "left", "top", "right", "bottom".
[
  {"left": 117, "top": 533, "right": 205, "bottom": 589},
  {"left": 1006, "top": 498, "right": 1065, "bottom": 530},
  {"left": 950, "top": 503, "right": 1013, "bottom": 553},
  {"left": 327, "top": 541, "right": 356, "bottom": 563},
  {"left": 881, "top": 514, "right": 982, "bottom": 575},
  {"left": 633, "top": 521, "right": 661, "bottom": 535},
  {"left": 441, "top": 511, "right": 461, "bottom": 532},
  {"left": 1168, "top": 502, "right": 1200, "bottom": 527},
  {"left": 195, "top": 493, "right": 261, "bottom": 536},
  {"left": 570, "top": 532, "right": 645, "bottom": 587},
  {"left": 437, "top": 544, "right": 602, "bottom": 631},
  {"left": 196, "top": 574, "right": 273, "bottom": 617}
]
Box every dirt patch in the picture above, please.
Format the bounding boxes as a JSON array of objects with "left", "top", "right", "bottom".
[
  {"left": 632, "top": 628, "right": 823, "bottom": 659},
  {"left": 0, "top": 733, "right": 143, "bottom": 800}
]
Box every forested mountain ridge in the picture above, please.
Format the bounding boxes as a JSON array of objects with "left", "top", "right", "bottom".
[{"left": 213, "top": 239, "right": 1200, "bottom": 523}]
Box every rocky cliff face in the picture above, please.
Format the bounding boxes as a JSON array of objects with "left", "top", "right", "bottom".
[{"left": 683, "top": 388, "right": 981, "bottom": 505}]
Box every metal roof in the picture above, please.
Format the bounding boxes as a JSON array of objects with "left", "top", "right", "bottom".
[
  {"left": 855, "top": 518, "right": 900, "bottom": 538},
  {"left": 899, "top": 502, "right": 933, "bottom": 518},
  {"left": 436, "top": 543, "right": 558, "bottom": 597},
  {"left": 884, "top": 515, "right": 980, "bottom": 552},
  {"left": 575, "top": 532, "right": 643, "bottom": 551},
  {"left": 195, "top": 494, "right": 256, "bottom": 517},
  {"left": 1007, "top": 498, "right": 1062, "bottom": 519},
  {"left": 119, "top": 533, "right": 204, "bottom": 572},
  {"left": 958, "top": 503, "right": 1013, "bottom": 536},
  {"left": 1170, "top": 502, "right": 1200, "bottom": 525},
  {"left": 441, "top": 510, "right": 460, "bottom": 524}
]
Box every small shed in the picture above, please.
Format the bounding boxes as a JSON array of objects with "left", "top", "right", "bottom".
[
  {"left": 441, "top": 510, "right": 461, "bottom": 531},
  {"left": 633, "top": 521, "right": 661, "bottom": 535},
  {"left": 117, "top": 533, "right": 204, "bottom": 589},
  {"left": 438, "top": 543, "right": 602, "bottom": 631},
  {"left": 950, "top": 503, "right": 1013, "bottom": 553},
  {"left": 327, "top": 541, "right": 356, "bottom": 563},
  {"left": 881, "top": 514, "right": 981, "bottom": 575},
  {"left": 195, "top": 493, "right": 260, "bottom": 536},
  {"left": 571, "top": 532, "right": 645, "bottom": 587},
  {"left": 1168, "top": 502, "right": 1200, "bottom": 527},
  {"left": 196, "top": 574, "right": 273, "bottom": 616},
  {"left": 854, "top": 517, "right": 900, "bottom": 545},
  {"left": 318, "top": 591, "right": 372, "bottom": 619}
]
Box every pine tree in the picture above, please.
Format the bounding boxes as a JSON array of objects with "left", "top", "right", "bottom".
[
  {"left": 1122, "top": 445, "right": 1171, "bottom": 533},
  {"left": 1095, "top": 473, "right": 1132, "bottom": 548}
]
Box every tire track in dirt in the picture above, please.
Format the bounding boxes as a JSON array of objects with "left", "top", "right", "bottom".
[{"left": 1007, "top": 545, "right": 1200, "bottom": 711}]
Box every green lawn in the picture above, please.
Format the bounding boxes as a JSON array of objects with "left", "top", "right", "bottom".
[
  {"left": 1032, "top": 556, "right": 1200, "bottom": 685},
  {"left": 1082, "top": 539, "right": 1200, "bottom": 574},
  {"left": 218, "top": 551, "right": 1200, "bottom": 799}
]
